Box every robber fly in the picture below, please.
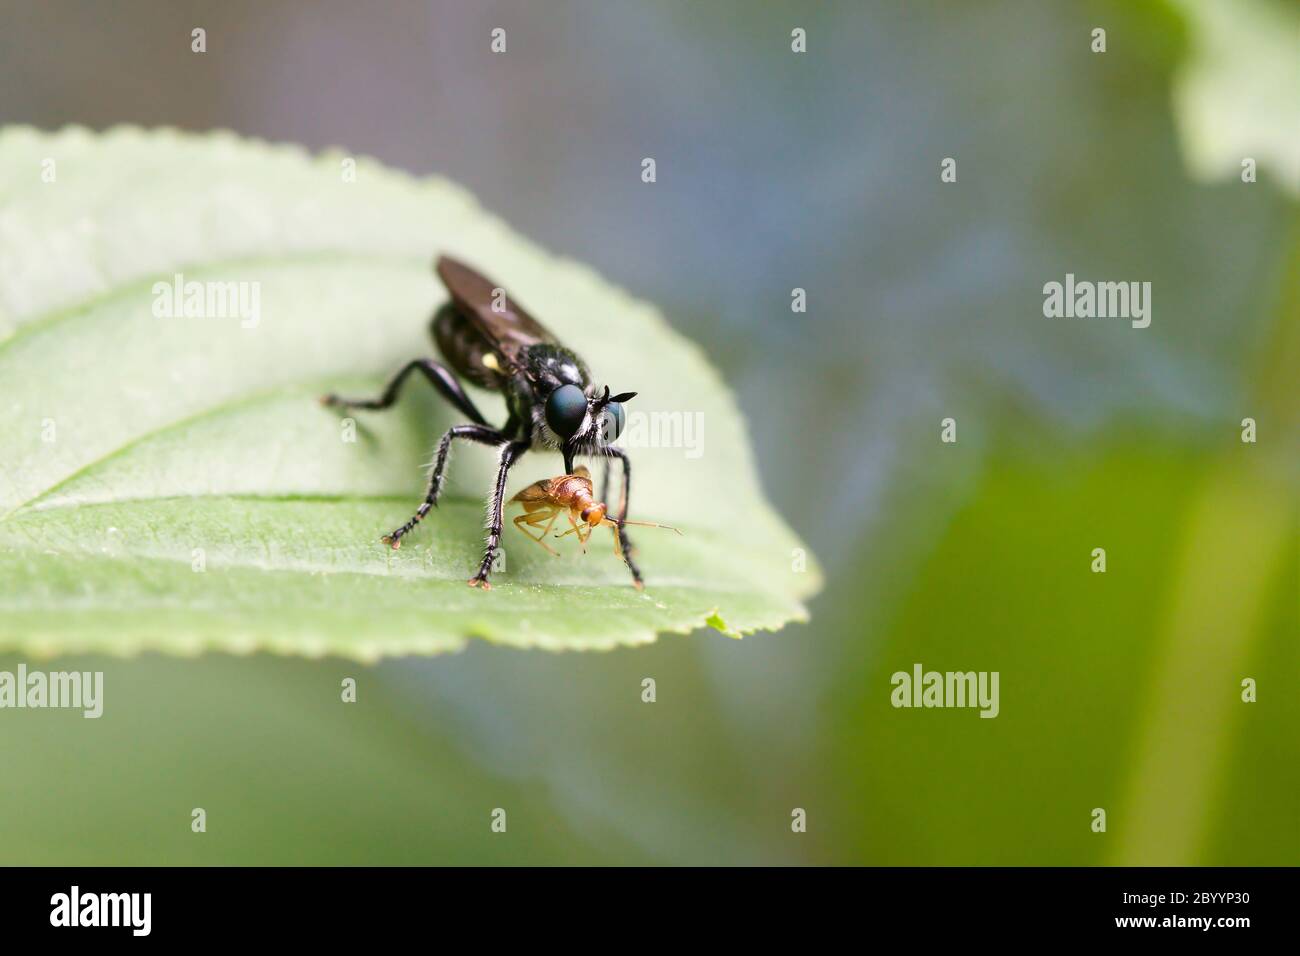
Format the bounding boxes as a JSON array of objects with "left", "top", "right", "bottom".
[
  {"left": 321, "top": 256, "right": 640, "bottom": 589},
  {"left": 510, "top": 466, "right": 680, "bottom": 586}
]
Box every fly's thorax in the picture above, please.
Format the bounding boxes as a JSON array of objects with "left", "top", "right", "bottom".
[
  {"left": 505, "top": 373, "right": 536, "bottom": 427},
  {"left": 523, "top": 344, "right": 591, "bottom": 393}
]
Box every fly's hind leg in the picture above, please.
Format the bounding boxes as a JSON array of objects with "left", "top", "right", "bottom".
[
  {"left": 320, "top": 358, "right": 489, "bottom": 426},
  {"left": 320, "top": 359, "right": 510, "bottom": 551}
]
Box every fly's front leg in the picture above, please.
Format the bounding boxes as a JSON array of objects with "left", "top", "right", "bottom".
[
  {"left": 600, "top": 446, "right": 642, "bottom": 589},
  {"left": 599, "top": 459, "right": 613, "bottom": 506},
  {"left": 469, "top": 440, "right": 530, "bottom": 589},
  {"left": 384, "top": 424, "right": 505, "bottom": 549}
]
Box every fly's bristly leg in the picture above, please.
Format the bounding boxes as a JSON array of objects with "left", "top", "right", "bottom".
[
  {"left": 383, "top": 424, "right": 505, "bottom": 549},
  {"left": 469, "top": 440, "right": 530, "bottom": 589},
  {"left": 599, "top": 459, "right": 614, "bottom": 506},
  {"left": 320, "top": 358, "right": 489, "bottom": 426},
  {"left": 598, "top": 446, "right": 642, "bottom": 588}
]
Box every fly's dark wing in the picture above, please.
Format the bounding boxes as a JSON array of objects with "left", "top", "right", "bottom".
[{"left": 436, "top": 256, "right": 558, "bottom": 374}]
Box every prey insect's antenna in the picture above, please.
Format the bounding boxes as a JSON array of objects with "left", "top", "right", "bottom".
[
  {"left": 626, "top": 519, "right": 682, "bottom": 534},
  {"left": 554, "top": 514, "right": 679, "bottom": 566},
  {"left": 556, "top": 519, "right": 682, "bottom": 536}
]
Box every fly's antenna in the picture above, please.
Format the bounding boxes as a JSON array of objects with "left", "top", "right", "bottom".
[{"left": 594, "top": 386, "right": 638, "bottom": 412}]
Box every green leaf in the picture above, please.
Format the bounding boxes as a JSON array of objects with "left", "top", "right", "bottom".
[
  {"left": 0, "top": 126, "right": 820, "bottom": 659},
  {"left": 1169, "top": 0, "right": 1300, "bottom": 196}
]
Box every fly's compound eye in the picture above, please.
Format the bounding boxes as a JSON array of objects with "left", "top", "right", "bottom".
[
  {"left": 598, "top": 401, "right": 625, "bottom": 444},
  {"left": 545, "top": 384, "right": 588, "bottom": 439}
]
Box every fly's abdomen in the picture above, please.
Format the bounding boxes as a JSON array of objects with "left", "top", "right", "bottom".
[{"left": 431, "top": 302, "right": 506, "bottom": 390}]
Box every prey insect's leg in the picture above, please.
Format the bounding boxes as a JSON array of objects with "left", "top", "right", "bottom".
[
  {"left": 469, "top": 440, "right": 530, "bottom": 589},
  {"left": 562, "top": 513, "right": 592, "bottom": 553},
  {"left": 320, "top": 359, "right": 489, "bottom": 426},
  {"left": 383, "top": 424, "right": 505, "bottom": 548},
  {"left": 513, "top": 509, "right": 561, "bottom": 556},
  {"left": 598, "top": 446, "right": 642, "bottom": 588},
  {"left": 539, "top": 509, "right": 561, "bottom": 544}
]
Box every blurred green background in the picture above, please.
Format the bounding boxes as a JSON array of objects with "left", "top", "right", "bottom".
[{"left": 0, "top": 0, "right": 1295, "bottom": 864}]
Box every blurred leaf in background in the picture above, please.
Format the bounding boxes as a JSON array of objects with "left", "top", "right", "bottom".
[{"left": 817, "top": 0, "right": 1298, "bottom": 866}]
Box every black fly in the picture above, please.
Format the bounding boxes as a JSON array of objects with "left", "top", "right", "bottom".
[{"left": 321, "top": 256, "right": 640, "bottom": 590}]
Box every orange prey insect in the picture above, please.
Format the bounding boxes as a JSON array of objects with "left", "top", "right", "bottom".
[{"left": 509, "top": 466, "right": 681, "bottom": 589}]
